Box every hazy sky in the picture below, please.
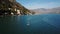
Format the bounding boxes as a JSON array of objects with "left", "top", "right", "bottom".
[{"left": 16, "top": 0, "right": 60, "bottom": 9}]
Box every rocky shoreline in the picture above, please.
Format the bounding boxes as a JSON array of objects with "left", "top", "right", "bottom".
[{"left": 0, "top": 0, "right": 33, "bottom": 16}]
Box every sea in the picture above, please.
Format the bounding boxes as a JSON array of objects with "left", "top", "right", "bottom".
[{"left": 0, "top": 14, "right": 60, "bottom": 34}]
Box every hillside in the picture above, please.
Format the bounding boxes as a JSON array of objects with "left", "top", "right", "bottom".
[
  {"left": 0, "top": 0, "right": 32, "bottom": 15},
  {"left": 30, "top": 7, "right": 60, "bottom": 14}
]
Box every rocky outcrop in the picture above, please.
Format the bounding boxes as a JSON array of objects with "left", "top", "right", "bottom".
[{"left": 0, "top": 0, "right": 31, "bottom": 15}]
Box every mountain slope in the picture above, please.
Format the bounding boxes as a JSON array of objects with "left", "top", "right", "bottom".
[
  {"left": 0, "top": 0, "right": 31, "bottom": 15},
  {"left": 30, "top": 7, "right": 60, "bottom": 14}
]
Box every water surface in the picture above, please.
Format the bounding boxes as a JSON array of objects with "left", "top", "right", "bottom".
[{"left": 0, "top": 14, "right": 60, "bottom": 34}]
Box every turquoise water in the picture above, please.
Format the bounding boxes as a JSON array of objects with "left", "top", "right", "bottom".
[{"left": 0, "top": 14, "right": 60, "bottom": 34}]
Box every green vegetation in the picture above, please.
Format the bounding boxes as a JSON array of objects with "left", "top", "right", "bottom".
[{"left": 0, "top": 0, "right": 32, "bottom": 15}]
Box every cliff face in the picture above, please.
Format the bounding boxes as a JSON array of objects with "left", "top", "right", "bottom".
[
  {"left": 0, "top": 0, "right": 31, "bottom": 15},
  {"left": 9, "top": 0, "right": 16, "bottom": 2}
]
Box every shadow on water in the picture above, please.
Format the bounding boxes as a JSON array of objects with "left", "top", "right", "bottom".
[{"left": 0, "top": 14, "right": 60, "bottom": 34}]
